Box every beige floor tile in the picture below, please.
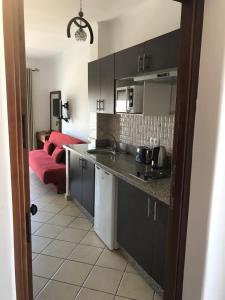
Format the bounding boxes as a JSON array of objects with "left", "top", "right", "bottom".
[
  {"left": 36, "top": 280, "right": 80, "bottom": 300},
  {"left": 125, "top": 263, "right": 139, "bottom": 274},
  {"left": 32, "top": 235, "right": 52, "bottom": 253},
  {"left": 56, "top": 228, "right": 88, "bottom": 243},
  {"left": 69, "top": 244, "right": 103, "bottom": 264},
  {"left": 78, "top": 212, "right": 88, "bottom": 219},
  {"left": 69, "top": 218, "right": 92, "bottom": 231},
  {"left": 33, "top": 276, "right": 48, "bottom": 298},
  {"left": 32, "top": 254, "right": 63, "bottom": 279},
  {"left": 32, "top": 211, "right": 56, "bottom": 223},
  {"left": 42, "top": 240, "right": 77, "bottom": 258},
  {"left": 32, "top": 253, "right": 39, "bottom": 260},
  {"left": 47, "top": 214, "right": 75, "bottom": 227},
  {"left": 31, "top": 221, "right": 43, "bottom": 234},
  {"left": 96, "top": 249, "right": 127, "bottom": 271},
  {"left": 117, "top": 273, "right": 154, "bottom": 300},
  {"left": 59, "top": 206, "right": 80, "bottom": 217},
  {"left": 75, "top": 288, "right": 114, "bottom": 300},
  {"left": 154, "top": 292, "right": 163, "bottom": 300},
  {"left": 80, "top": 232, "right": 105, "bottom": 248},
  {"left": 53, "top": 260, "right": 92, "bottom": 286},
  {"left": 39, "top": 203, "right": 66, "bottom": 214},
  {"left": 35, "top": 224, "right": 64, "bottom": 239},
  {"left": 84, "top": 266, "right": 123, "bottom": 294}
]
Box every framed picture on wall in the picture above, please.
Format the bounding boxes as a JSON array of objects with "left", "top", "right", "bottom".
[{"left": 50, "top": 91, "right": 61, "bottom": 132}]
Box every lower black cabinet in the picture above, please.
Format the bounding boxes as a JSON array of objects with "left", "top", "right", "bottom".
[
  {"left": 69, "top": 152, "right": 95, "bottom": 217},
  {"left": 117, "top": 179, "right": 168, "bottom": 288}
]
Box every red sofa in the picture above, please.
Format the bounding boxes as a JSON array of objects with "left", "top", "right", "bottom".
[{"left": 29, "top": 131, "right": 84, "bottom": 193}]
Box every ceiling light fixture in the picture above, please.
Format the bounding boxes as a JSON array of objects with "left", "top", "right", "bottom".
[{"left": 67, "top": 0, "right": 94, "bottom": 44}]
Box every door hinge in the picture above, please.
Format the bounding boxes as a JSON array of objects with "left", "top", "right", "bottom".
[{"left": 26, "top": 212, "right": 31, "bottom": 243}]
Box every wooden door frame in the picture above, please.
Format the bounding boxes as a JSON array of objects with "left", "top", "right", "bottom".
[
  {"left": 3, "top": 0, "right": 33, "bottom": 299},
  {"left": 2, "top": 0, "right": 205, "bottom": 300}
]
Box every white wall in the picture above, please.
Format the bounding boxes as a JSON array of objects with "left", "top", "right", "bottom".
[
  {"left": 54, "top": 24, "right": 98, "bottom": 141},
  {"left": 98, "top": 0, "right": 181, "bottom": 57},
  {"left": 26, "top": 56, "right": 58, "bottom": 132},
  {"left": 0, "top": 2, "right": 16, "bottom": 299},
  {"left": 182, "top": 1, "right": 225, "bottom": 299}
]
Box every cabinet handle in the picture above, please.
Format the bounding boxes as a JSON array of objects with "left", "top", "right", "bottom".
[
  {"left": 96, "top": 100, "right": 99, "bottom": 111},
  {"left": 143, "top": 53, "right": 146, "bottom": 72},
  {"left": 147, "top": 197, "right": 150, "bottom": 217},
  {"left": 82, "top": 159, "right": 86, "bottom": 169},
  {"left": 138, "top": 55, "right": 141, "bottom": 72},
  {"left": 79, "top": 158, "right": 83, "bottom": 168},
  {"left": 96, "top": 166, "right": 100, "bottom": 170},
  {"left": 154, "top": 201, "right": 157, "bottom": 221},
  {"left": 100, "top": 99, "right": 104, "bottom": 111},
  {"left": 104, "top": 171, "right": 110, "bottom": 176}
]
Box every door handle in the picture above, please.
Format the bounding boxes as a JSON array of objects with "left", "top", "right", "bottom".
[{"left": 30, "top": 204, "right": 38, "bottom": 216}]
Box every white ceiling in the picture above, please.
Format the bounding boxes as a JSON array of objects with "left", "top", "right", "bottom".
[{"left": 24, "top": 0, "right": 148, "bottom": 58}]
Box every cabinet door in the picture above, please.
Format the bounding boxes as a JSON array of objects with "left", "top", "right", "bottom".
[
  {"left": 82, "top": 159, "right": 95, "bottom": 216},
  {"left": 115, "top": 43, "right": 144, "bottom": 79},
  {"left": 151, "top": 200, "right": 169, "bottom": 288},
  {"left": 144, "top": 30, "right": 180, "bottom": 73},
  {"left": 99, "top": 54, "right": 115, "bottom": 114},
  {"left": 88, "top": 60, "right": 100, "bottom": 112},
  {"left": 69, "top": 152, "right": 83, "bottom": 205},
  {"left": 117, "top": 179, "right": 154, "bottom": 273}
]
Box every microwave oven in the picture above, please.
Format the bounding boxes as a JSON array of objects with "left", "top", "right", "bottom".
[{"left": 116, "top": 85, "right": 143, "bottom": 114}]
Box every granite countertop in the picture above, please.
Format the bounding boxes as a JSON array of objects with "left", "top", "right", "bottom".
[{"left": 64, "top": 144, "right": 171, "bottom": 206}]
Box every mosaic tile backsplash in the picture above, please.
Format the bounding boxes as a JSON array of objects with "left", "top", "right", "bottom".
[{"left": 96, "top": 113, "right": 175, "bottom": 153}]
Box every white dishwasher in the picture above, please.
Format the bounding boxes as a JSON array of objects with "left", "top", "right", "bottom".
[{"left": 94, "top": 165, "right": 118, "bottom": 250}]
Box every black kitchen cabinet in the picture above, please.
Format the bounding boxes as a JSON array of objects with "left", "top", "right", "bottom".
[
  {"left": 115, "top": 30, "right": 180, "bottom": 79},
  {"left": 144, "top": 30, "right": 180, "bottom": 73},
  {"left": 69, "top": 152, "right": 95, "bottom": 217},
  {"left": 88, "top": 59, "right": 100, "bottom": 113},
  {"left": 88, "top": 54, "right": 115, "bottom": 114},
  {"left": 115, "top": 43, "right": 144, "bottom": 79},
  {"left": 117, "top": 179, "right": 168, "bottom": 288}
]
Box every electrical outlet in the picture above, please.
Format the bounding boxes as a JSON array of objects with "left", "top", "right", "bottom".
[{"left": 153, "top": 138, "right": 160, "bottom": 146}]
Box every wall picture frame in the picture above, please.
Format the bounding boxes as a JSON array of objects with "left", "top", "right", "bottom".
[{"left": 50, "top": 91, "right": 62, "bottom": 132}]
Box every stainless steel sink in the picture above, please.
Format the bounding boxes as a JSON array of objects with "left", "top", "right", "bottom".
[{"left": 87, "top": 148, "right": 116, "bottom": 155}]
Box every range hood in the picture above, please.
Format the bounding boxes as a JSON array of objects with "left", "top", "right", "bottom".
[{"left": 134, "top": 68, "right": 177, "bottom": 83}]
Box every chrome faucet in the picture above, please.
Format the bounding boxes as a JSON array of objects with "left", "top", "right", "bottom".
[{"left": 101, "top": 132, "right": 118, "bottom": 154}]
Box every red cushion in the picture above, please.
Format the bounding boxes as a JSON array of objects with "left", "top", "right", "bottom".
[
  {"left": 49, "top": 131, "right": 85, "bottom": 148},
  {"left": 51, "top": 147, "right": 64, "bottom": 163},
  {"left": 43, "top": 140, "right": 55, "bottom": 154},
  {"left": 29, "top": 150, "right": 65, "bottom": 184}
]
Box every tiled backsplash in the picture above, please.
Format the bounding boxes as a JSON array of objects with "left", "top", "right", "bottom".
[{"left": 95, "top": 113, "right": 175, "bottom": 153}]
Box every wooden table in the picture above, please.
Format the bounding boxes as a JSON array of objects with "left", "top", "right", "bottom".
[{"left": 36, "top": 131, "right": 51, "bottom": 149}]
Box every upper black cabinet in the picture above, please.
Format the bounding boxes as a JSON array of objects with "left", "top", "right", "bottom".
[
  {"left": 88, "top": 54, "right": 115, "bottom": 114},
  {"left": 117, "top": 179, "right": 169, "bottom": 288},
  {"left": 115, "top": 29, "right": 180, "bottom": 79},
  {"left": 115, "top": 43, "right": 144, "bottom": 79},
  {"left": 144, "top": 29, "right": 180, "bottom": 73}
]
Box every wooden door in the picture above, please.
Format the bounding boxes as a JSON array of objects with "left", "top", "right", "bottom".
[
  {"left": 88, "top": 60, "right": 100, "bottom": 113},
  {"left": 69, "top": 152, "right": 83, "bottom": 205},
  {"left": 82, "top": 159, "right": 95, "bottom": 216},
  {"left": 144, "top": 30, "right": 180, "bottom": 73},
  {"left": 99, "top": 54, "right": 115, "bottom": 114},
  {"left": 115, "top": 43, "right": 144, "bottom": 79},
  {"left": 3, "top": 0, "right": 33, "bottom": 299}
]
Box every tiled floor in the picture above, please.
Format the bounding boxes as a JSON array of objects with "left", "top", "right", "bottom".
[{"left": 30, "top": 170, "right": 162, "bottom": 300}]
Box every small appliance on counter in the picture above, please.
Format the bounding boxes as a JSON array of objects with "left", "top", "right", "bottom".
[
  {"left": 136, "top": 146, "right": 152, "bottom": 164},
  {"left": 136, "top": 145, "right": 167, "bottom": 168}
]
